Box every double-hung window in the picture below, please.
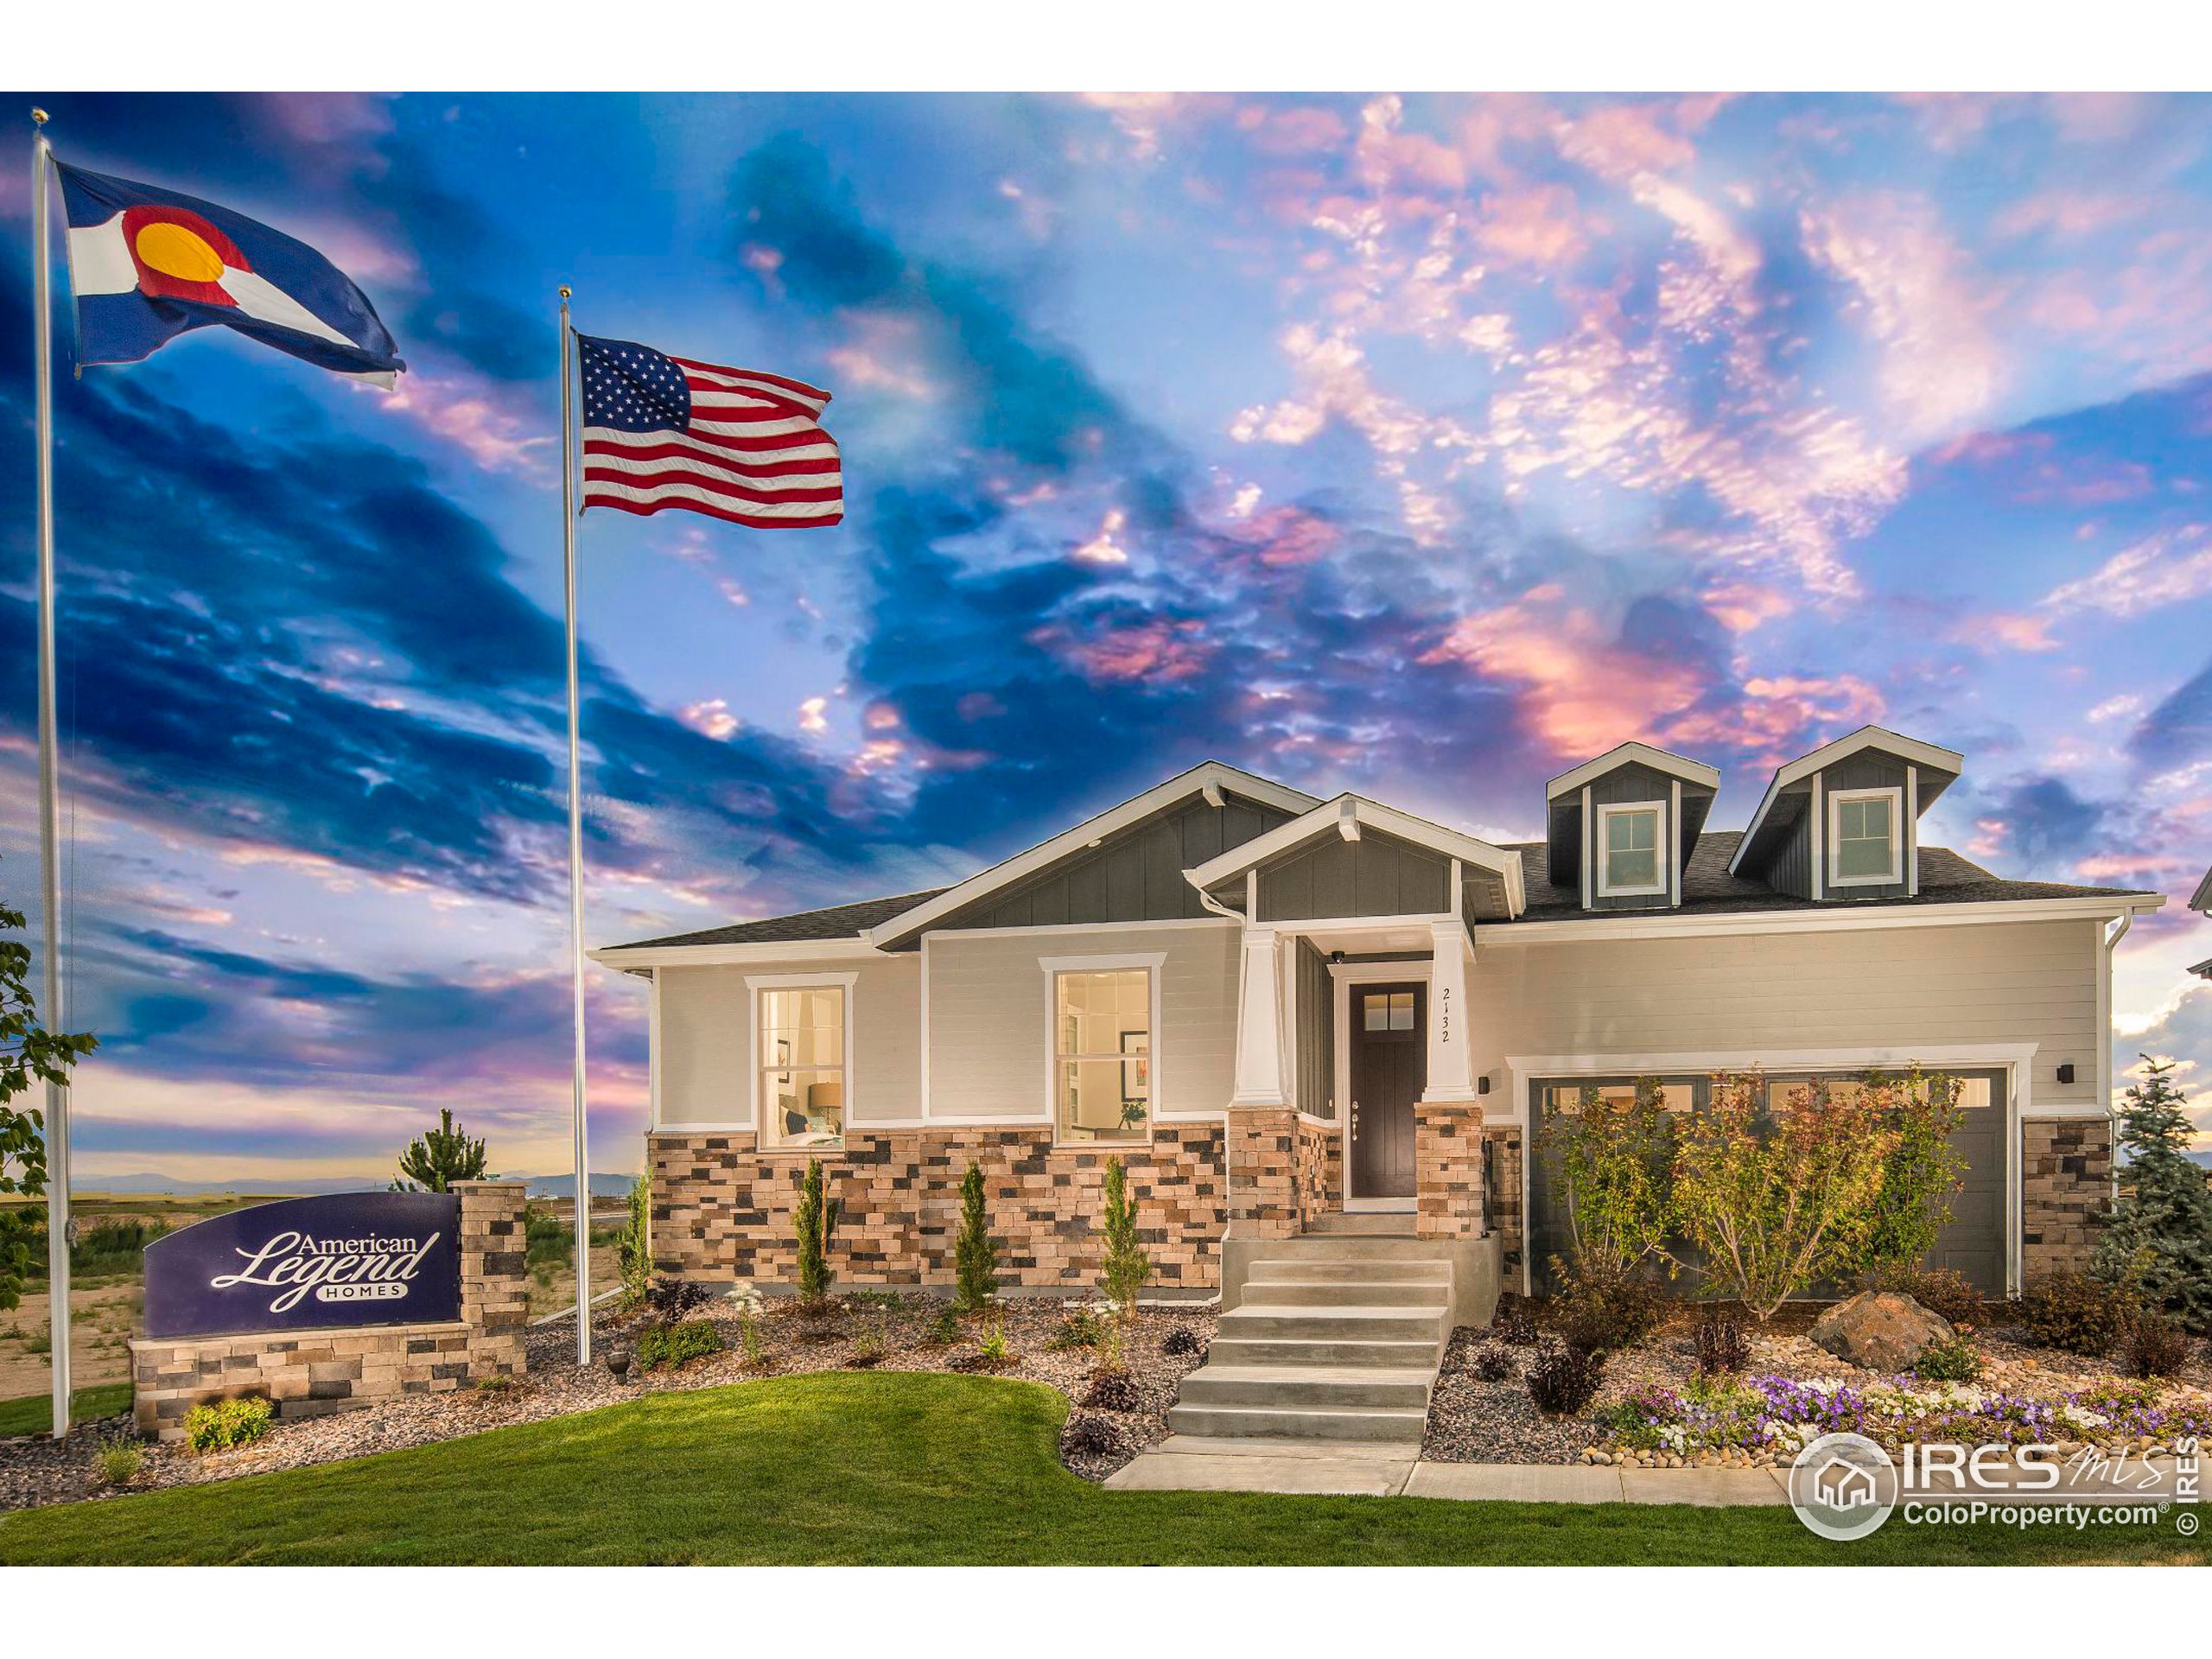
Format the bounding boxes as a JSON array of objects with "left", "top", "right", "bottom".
[
  {"left": 1050, "top": 963, "right": 1154, "bottom": 1143},
  {"left": 755, "top": 976, "right": 851, "bottom": 1149},
  {"left": 1828, "top": 787, "right": 1903, "bottom": 887},
  {"left": 1596, "top": 802, "right": 1666, "bottom": 897}
]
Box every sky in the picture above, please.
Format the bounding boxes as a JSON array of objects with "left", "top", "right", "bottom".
[{"left": 2, "top": 90, "right": 2209, "bottom": 1186}]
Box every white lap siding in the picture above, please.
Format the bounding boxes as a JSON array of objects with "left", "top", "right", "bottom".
[
  {"left": 925, "top": 923, "right": 1242, "bottom": 1123},
  {"left": 1469, "top": 917, "right": 2099, "bottom": 1109},
  {"left": 655, "top": 956, "right": 921, "bottom": 1129}
]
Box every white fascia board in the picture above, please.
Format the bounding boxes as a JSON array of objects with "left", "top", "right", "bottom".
[
  {"left": 1544, "top": 741, "right": 1719, "bottom": 801},
  {"left": 2191, "top": 867, "right": 2212, "bottom": 912},
  {"left": 1472, "top": 893, "right": 2164, "bottom": 945},
  {"left": 1183, "top": 794, "right": 1525, "bottom": 912},
  {"left": 590, "top": 937, "right": 886, "bottom": 969},
  {"left": 864, "top": 760, "right": 1319, "bottom": 948},
  {"left": 1729, "top": 725, "right": 1965, "bottom": 875}
]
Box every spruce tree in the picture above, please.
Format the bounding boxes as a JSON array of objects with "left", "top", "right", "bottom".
[
  {"left": 794, "top": 1157, "right": 840, "bottom": 1306},
  {"left": 954, "top": 1161, "right": 998, "bottom": 1313},
  {"left": 2094, "top": 1056, "right": 2212, "bottom": 1333},
  {"left": 1099, "top": 1155, "right": 1151, "bottom": 1330},
  {"left": 392, "top": 1108, "right": 489, "bottom": 1193}
]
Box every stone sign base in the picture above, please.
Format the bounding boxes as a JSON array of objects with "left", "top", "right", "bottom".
[{"left": 128, "top": 1179, "right": 529, "bottom": 1443}]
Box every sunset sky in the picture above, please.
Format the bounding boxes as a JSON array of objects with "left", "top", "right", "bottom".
[{"left": 3, "top": 90, "right": 2209, "bottom": 1185}]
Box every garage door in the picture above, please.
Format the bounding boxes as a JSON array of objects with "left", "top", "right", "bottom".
[{"left": 1526, "top": 1070, "right": 2007, "bottom": 1297}]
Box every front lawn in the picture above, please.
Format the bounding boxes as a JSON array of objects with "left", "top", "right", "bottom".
[
  {"left": 0, "top": 1384, "right": 135, "bottom": 1440},
  {"left": 0, "top": 1372, "right": 2197, "bottom": 1566}
]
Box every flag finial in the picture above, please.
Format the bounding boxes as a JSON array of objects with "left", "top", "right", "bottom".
[
  {"left": 558, "top": 284, "right": 572, "bottom": 300},
  {"left": 31, "top": 108, "right": 48, "bottom": 126}
]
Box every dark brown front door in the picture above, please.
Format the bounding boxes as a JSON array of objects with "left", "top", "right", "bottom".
[{"left": 1349, "top": 982, "right": 1424, "bottom": 1198}]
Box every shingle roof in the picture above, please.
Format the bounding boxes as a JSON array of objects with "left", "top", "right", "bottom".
[
  {"left": 1510, "top": 830, "right": 2154, "bottom": 921},
  {"left": 613, "top": 889, "right": 948, "bottom": 950}
]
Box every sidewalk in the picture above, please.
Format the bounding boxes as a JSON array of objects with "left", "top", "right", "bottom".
[{"left": 1105, "top": 1436, "right": 2193, "bottom": 1506}]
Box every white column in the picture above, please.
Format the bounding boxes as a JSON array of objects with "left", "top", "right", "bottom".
[
  {"left": 1231, "top": 925, "right": 1287, "bottom": 1107},
  {"left": 1425, "top": 920, "right": 1478, "bottom": 1102}
]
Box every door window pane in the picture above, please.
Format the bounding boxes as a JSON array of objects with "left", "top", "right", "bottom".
[{"left": 1363, "top": 991, "right": 1415, "bottom": 1031}]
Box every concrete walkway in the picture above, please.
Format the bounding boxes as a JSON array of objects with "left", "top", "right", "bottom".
[{"left": 1106, "top": 1436, "right": 2193, "bottom": 1505}]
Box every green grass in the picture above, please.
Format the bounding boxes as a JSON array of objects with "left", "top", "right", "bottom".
[
  {"left": 0, "top": 1372, "right": 2199, "bottom": 1565},
  {"left": 0, "top": 1384, "right": 135, "bottom": 1440}
]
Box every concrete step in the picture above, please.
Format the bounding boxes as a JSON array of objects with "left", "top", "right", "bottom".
[
  {"left": 1304, "top": 1212, "right": 1417, "bottom": 1236},
  {"left": 1239, "top": 1276, "right": 1452, "bottom": 1308},
  {"left": 1238, "top": 1234, "right": 1458, "bottom": 1262},
  {"left": 1248, "top": 1257, "right": 1452, "bottom": 1284},
  {"left": 1208, "top": 1336, "right": 1446, "bottom": 1369},
  {"left": 1166, "top": 1402, "right": 1428, "bottom": 1443},
  {"left": 1218, "top": 1304, "right": 1449, "bottom": 1344},
  {"left": 1175, "top": 1363, "right": 1435, "bottom": 1410}
]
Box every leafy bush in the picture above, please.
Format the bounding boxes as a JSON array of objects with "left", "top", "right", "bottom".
[
  {"left": 2094, "top": 1057, "right": 2212, "bottom": 1333},
  {"left": 845, "top": 1319, "right": 887, "bottom": 1369},
  {"left": 1694, "top": 1306, "right": 1751, "bottom": 1376},
  {"left": 1912, "top": 1331, "right": 1985, "bottom": 1382},
  {"left": 1492, "top": 1299, "right": 1539, "bottom": 1345},
  {"left": 1046, "top": 1307, "right": 1106, "bottom": 1351},
  {"left": 184, "top": 1395, "right": 274, "bottom": 1454},
  {"left": 2118, "top": 1312, "right": 2192, "bottom": 1380},
  {"left": 1673, "top": 1071, "right": 1894, "bottom": 1319},
  {"left": 645, "top": 1276, "right": 711, "bottom": 1324},
  {"left": 1859, "top": 1068, "right": 1969, "bottom": 1278},
  {"left": 794, "top": 1157, "right": 841, "bottom": 1306},
  {"left": 1161, "top": 1325, "right": 1205, "bottom": 1357},
  {"left": 2020, "top": 1271, "right": 2133, "bottom": 1357},
  {"left": 96, "top": 1440, "right": 143, "bottom": 1487},
  {"left": 1542, "top": 1077, "right": 1679, "bottom": 1283},
  {"left": 1059, "top": 1414, "right": 1122, "bottom": 1460},
  {"left": 637, "top": 1319, "right": 723, "bottom": 1371},
  {"left": 921, "top": 1305, "right": 961, "bottom": 1346},
  {"left": 1870, "top": 1264, "right": 1984, "bottom": 1329},
  {"left": 1525, "top": 1342, "right": 1605, "bottom": 1415},
  {"left": 1549, "top": 1259, "right": 1665, "bottom": 1354},
  {"left": 978, "top": 1318, "right": 1012, "bottom": 1363},
  {"left": 955, "top": 1161, "right": 999, "bottom": 1313},
  {"left": 1473, "top": 1344, "right": 1515, "bottom": 1382},
  {"left": 1082, "top": 1365, "right": 1141, "bottom": 1411}
]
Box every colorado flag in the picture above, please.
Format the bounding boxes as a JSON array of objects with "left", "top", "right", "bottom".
[{"left": 56, "top": 162, "right": 405, "bottom": 385}]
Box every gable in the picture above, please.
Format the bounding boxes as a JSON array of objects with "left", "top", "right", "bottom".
[{"left": 1246, "top": 825, "right": 1453, "bottom": 922}]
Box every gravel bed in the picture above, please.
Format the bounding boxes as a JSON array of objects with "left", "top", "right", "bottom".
[
  {"left": 1421, "top": 1327, "right": 1599, "bottom": 1465},
  {"left": 0, "top": 1294, "right": 1215, "bottom": 1516}
]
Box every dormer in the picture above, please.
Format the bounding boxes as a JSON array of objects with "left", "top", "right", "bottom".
[
  {"left": 1728, "top": 726, "right": 1963, "bottom": 902},
  {"left": 1544, "top": 742, "right": 1721, "bottom": 912}
]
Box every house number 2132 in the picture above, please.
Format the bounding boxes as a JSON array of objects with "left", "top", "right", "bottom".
[{"left": 1438, "top": 987, "right": 1451, "bottom": 1044}]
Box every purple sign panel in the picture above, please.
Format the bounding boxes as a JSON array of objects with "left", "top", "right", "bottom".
[{"left": 143, "top": 1191, "right": 462, "bottom": 1338}]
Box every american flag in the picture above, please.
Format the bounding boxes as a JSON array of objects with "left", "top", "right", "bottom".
[{"left": 576, "top": 333, "right": 842, "bottom": 529}]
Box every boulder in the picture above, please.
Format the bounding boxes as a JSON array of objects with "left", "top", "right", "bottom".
[{"left": 1808, "top": 1291, "right": 1955, "bottom": 1371}]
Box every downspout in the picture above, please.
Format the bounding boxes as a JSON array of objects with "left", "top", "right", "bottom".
[{"left": 2101, "top": 909, "right": 2135, "bottom": 1198}]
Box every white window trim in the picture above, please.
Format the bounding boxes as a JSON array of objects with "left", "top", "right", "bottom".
[
  {"left": 746, "top": 970, "right": 859, "bottom": 1150},
  {"left": 1594, "top": 800, "right": 1669, "bottom": 898},
  {"left": 1827, "top": 785, "right": 1904, "bottom": 889},
  {"left": 1039, "top": 952, "right": 1166, "bottom": 1144}
]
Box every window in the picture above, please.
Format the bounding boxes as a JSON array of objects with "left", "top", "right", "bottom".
[
  {"left": 1053, "top": 967, "right": 1151, "bottom": 1142},
  {"left": 1828, "top": 786, "right": 1903, "bottom": 887},
  {"left": 1596, "top": 803, "right": 1666, "bottom": 897},
  {"left": 1363, "top": 990, "right": 1416, "bottom": 1032},
  {"left": 757, "top": 981, "right": 848, "bottom": 1148}
]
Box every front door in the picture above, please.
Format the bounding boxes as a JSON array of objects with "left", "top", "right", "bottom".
[{"left": 1349, "top": 982, "right": 1424, "bottom": 1198}]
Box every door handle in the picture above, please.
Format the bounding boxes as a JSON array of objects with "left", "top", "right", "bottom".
[{"left": 1351, "top": 1099, "right": 1360, "bottom": 1141}]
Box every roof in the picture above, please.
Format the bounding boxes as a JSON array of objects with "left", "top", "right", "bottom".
[
  {"left": 2191, "top": 867, "right": 2212, "bottom": 912},
  {"left": 1730, "top": 724, "right": 1965, "bottom": 878},
  {"left": 1545, "top": 741, "right": 1720, "bottom": 800},
  {"left": 611, "top": 890, "right": 948, "bottom": 950},
  {"left": 1516, "top": 830, "right": 2154, "bottom": 921},
  {"left": 1181, "top": 792, "right": 1526, "bottom": 914}
]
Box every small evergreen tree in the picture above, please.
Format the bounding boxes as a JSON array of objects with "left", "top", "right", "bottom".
[
  {"left": 391, "top": 1109, "right": 488, "bottom": 1193},
  {"left": 794, "top": 1157, "right": 840, "bottom": 1306},
  {"left": 954, "top": 1161, "right": 998, "bottom": 1313},
  {"left": 2094, "top": 1056, "right": 2212, "bottom": 1334},
  {"left": 1099, "top": 1155, "right": 1151, "bottom": 1330},
  {"left": 617, "top": 1173, "right": 653, "bottom": 1311}
]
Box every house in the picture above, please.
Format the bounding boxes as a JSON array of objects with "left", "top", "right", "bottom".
[
  {"left": 2191, "top": 866, "right": 2210, "bottom": 981},
  {"left": 593, "top": 727, "right": 2163, "bottom": 1320}
]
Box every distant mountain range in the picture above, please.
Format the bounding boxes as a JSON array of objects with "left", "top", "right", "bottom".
[{"left": 78, "top": 1173, "right": 638, "bottom": 1198}]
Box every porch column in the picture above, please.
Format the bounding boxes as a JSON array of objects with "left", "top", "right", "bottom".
[
  {"left": 1417, "top": 919, "right": 1487, "bottom": 1241},
  {"left": 1226, "top": 925, "right": 1298, "bottom": 1252},
  {"left": 1423, "top": 920, "right": 1478, "bottom": 1103},
  {"left": 1231, "top": 925, "right": 1287, "bottom": 1106}
]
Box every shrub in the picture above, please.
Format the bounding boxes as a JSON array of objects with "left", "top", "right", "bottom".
[
  {"left": 1046, "top": 1307, "right": 1106, "bottom": 1351},
  {"left": 1673, "top": 1071, "right": 1894, "bottom": 1319},
  {"left": 472, "top": 1373, "right": 514, "bottom": 1392},
  {"left": 794, "top": 1157, "right": 841, "bottom": 1306},
  {"left": 847, "top": 1289, "right": 906, "bottom": 1312},
  {"left": 2094, "top": 1057, "right": 2212, "bottom": 1334},
  {"left": 522, "top": 1204, "right": 570, "bottom": 1270},
  {"left": 1859, "top": 1068, "right": 1970, "bottom": 1279},
  {"left": 2118, "top": 1312, "right": 2192, "bottom": 1380},
  {"left": 922, "top": 1305, "right": 961, "bottom": 1346},
  {"left": 1694, "top": 1306, "right": 1751, "bottom": 1377},
  {"left": 1492, "top": 1299, "right": 1540, "bottom": 1345},
  {"left": 1099, "top": 1156, "right": 1152, "bottom": 1331},
  {"left": 645, "top": 1276, "right": 711, "bottom": 1324},
  {"left": 1913, "top": 1331, "right": 1985, "bottom": 1382},
  {"left": 69, "top": 1217, "right": 169, "bottom": 1278},
  {"left": 1549, "top": 1259, "right": 1665, "bottom": 1354},
  {"left": 846, "top": 1319, "right": 887, "bottom": 1369},
  {"left": 2020, "top": 1270, "right": 2133, "bottom": 1357},
  {"left": 955, "top": 1161, "right": 1000, "bottom": 1314},
  {"left": 184, "top": 1395, "right": 274, "bottom": 1453},
  {"left": 1059, "top": 1414, "right": 1122, "bottom": 1460},
  {"left": 1526, "top": 1342, "right": 1605, "bottom": 1415},
  {"left": 1870, "top": 1264, "right": 1984, "bottom": 1329},
  {"left": 1082, "top": 1365, "right": 1141, "bottom": 1411},
  {"left": 978, "top": 1318, "right": 1013, "bottom": 1363},
  {"left": 637, "top": 1319, "right": 723, "bottom": 1370},
  {"left": 738, "top": 1310, "right": 769, "bottom": 1370},
  {"left": 617, "top": 1175, "right": 653, "bottom": 1311},
  {"left": 96, "top": 1440, "right": 143, "bottom": 1487},
  {"left": 1161, "top": 1325, "right": 1205, "bottom": 1357},
  {"left": 1542, "top": 1077, "right": 1678, "bottom": 1283},
  {"left": 1473, "top": 1344, "right": 1516, "bottom": 1382}
]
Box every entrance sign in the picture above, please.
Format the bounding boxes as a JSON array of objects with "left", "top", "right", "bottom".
[{"left": 143, "top": 1192, "right": 462, "bottom": 1338}]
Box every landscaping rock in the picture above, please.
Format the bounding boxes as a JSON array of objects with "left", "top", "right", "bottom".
[{"left": 1808, "top": 1292, "right": 1954, "bottom": 1371}]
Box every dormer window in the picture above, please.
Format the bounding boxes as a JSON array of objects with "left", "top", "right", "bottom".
[
  {"left": 1596, "top": 803, "right": 1666, "bottom": 897},
  {"left": 1829, "top": 786, "right": 1903, "bottom": 887}
]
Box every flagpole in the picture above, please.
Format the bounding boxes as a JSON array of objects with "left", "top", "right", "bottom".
[
  {"left": 558, "top": 287, "right": 591, "bottom": 1366},
  {"left": 29, "top": 109, "right": 73, "bottom": 1441}
]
